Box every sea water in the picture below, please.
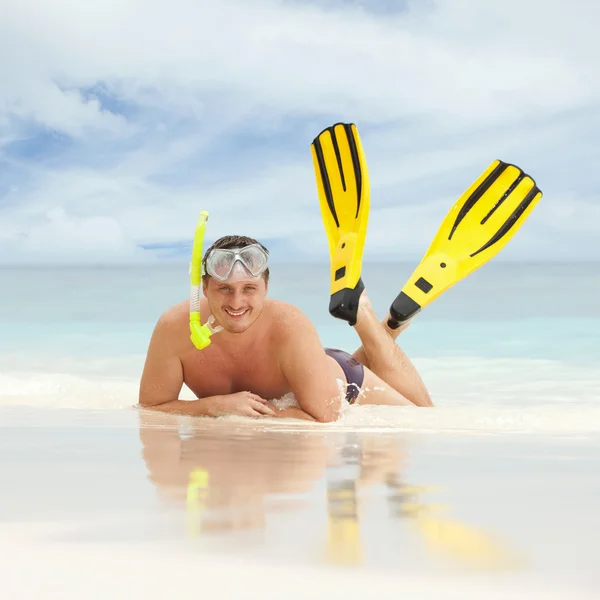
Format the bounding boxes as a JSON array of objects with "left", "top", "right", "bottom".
[{"left": 1, "top": 261, "right": 599, "bottom": 435}]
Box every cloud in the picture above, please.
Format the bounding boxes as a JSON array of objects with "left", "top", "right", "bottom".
[
  {"left": 0, "top": 0, "right": 599, "bottom": 264},
  {"left": 0, "top": 206, "right": 148, "bottom": 265}
]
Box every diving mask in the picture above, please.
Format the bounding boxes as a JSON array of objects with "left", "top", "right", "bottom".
[{"left": 203, "top": 244, "right": 269, "bottom": 281}]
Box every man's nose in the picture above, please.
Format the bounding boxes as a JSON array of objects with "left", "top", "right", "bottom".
[{"left": 228, "top": 289, "right": 245, "bottom": 308}]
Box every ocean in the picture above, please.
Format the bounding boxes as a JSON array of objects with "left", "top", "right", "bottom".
[{"left": 1, "top": 261, "right": 599, "bottom": 433}]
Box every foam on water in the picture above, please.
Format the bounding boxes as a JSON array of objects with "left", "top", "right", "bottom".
[{"left": 2, "top": 353, "right": 599, "bottom": 436}]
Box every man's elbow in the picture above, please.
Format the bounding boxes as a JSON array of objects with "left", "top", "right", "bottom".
[
  {"left": 314, "top": 412, "right": 339, "bottom": 423},
  {"left": 307, "top": 399, "right": 343, "bottom": 423},
  {"left": 296, "top": 404, "right": 339, "bottom": 423},
  {"left": 138, "top": 398, "right": 163, "bottom": 410},
  {"left": 138, "top": 390, "right": 171, "bottom": 409}
]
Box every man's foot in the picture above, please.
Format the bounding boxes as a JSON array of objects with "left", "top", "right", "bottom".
[
  {"left": 354, "top": 292, "right": 379, "bottom": 330},
  {"left": 383, "top": 312, "right": 411, "bottom": 339},
  {"left": 355, "top": 292, "right": 411, "bottom": 340}
]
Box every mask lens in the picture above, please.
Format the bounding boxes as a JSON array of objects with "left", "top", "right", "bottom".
[
  {"left": 239, "top": 246, "right": 267, "bottom": 276},
  {"left": 207, "top": 249, "right": 236, "bottom": 280}
]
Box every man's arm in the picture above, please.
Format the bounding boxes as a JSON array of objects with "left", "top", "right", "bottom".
[
  {"left": 277, "top": 310, "right": 345, "bottom": 423},
  {"left": 274, "top": 407, "right": 317, "bottom": 421},
  {"left": 138, "top": 314, "right": 275, "bottom": 418},
  {"left": 137, "top": 314, "right": 217, "bottom": 415}
]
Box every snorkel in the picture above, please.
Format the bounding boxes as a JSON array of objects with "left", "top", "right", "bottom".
[{"left": 189, "top": 211, "right": 223, "bottom": 350}]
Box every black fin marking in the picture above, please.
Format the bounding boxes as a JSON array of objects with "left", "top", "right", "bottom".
[
  {"left": 449, "top": 161, "right": 508, "bottom": 240},
  {"left": 331, "top": 128, "right": 346, "bottom": 193},
  {"left": 481, "top": 172, "right": 525, "bottom": 225},
  {"left": 313, "top": 123, "right": 361, "bottom": 230},
  {"left": 313, "top": 130, "right": 340, "bottom": 228},
  {"left": 470, "top": 184, "right": 540, "bottom": 257},
  {"left": 342, "top": 124, "right": 362, "bottom": 219},
  {"left": 335, "top": 266, "right": 346, "bottom": 281},
  {"left": 415, "top": 277, "right": 433, "bottom": 293}
]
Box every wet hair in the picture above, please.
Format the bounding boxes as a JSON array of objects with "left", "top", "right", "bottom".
[{"left": 202, "top": 235, "right": 270, "bottom": 283}]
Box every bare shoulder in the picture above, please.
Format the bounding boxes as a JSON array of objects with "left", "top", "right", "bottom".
[
  {"left": 266, "top": 299, "right": 318, "bottom": 341},
  {"left": 150, "top": 301, "right": 191, "bottom": 350},
  {"left": 155, "top": 300, "right": 189, "bottom": 329}
]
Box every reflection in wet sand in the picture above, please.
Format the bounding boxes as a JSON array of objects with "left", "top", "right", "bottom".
[
  {"left": 186, "top": 469, "right": 208, "bottom": 538},
  {"left": 324, "top": 432, "right": 406, "bottom": 566},
  {"left": 137, "top": 411, "right": 524, "bottom": 571},
  {"left": 326, "top": 480, "right": 361, "bottom": 564},
  {"left": 386, "top": 475, "right": 525, "bottom": 570},
  {"left": 138, "top": 412, "right": 331, "bottom": 536}
]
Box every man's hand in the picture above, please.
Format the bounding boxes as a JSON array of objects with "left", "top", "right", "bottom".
[{"left": 213, "top": 392, "right": 277, "bottom": 418}]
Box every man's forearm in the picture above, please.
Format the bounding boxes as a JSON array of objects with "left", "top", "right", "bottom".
[
  {"left": 274, "top": 407, "right": 317, "bottom": 421},
  {"left": 142, "top": 397, "right": 321, "bottom": 420},
  {"left": 141, "top": 397, "right": 222, "bottom": 417}
]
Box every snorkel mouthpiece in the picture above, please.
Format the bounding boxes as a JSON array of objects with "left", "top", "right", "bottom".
[{"left": 189, "top": 210, "right": 223, "bottom": 350}]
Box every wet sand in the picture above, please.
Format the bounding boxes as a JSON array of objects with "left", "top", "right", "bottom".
[{"left": 1, "top": 405, "right": 599, "bottom": 599}]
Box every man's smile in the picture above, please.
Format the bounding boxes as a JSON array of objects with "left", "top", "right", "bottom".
[{"left": 224, "top": 308, "right": 249, "bottom": 319}]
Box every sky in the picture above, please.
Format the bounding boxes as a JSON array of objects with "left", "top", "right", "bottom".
[{"left": 0, "top": 0, "right": 598, "bottom": 265}]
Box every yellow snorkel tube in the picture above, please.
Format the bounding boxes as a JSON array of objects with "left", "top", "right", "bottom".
[{"left": 189, "top": 210, "right": 222, "bottom": 350}]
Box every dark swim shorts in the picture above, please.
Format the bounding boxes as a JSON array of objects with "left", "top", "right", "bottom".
[{"left": 324, "top": 347, "right": 365, "bottom": 405}]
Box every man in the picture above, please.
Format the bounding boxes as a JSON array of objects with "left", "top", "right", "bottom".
[{"left": 138, "top": 236, "right": 433, "bottom": 422}]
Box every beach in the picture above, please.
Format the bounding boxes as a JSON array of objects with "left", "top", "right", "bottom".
[{"left": 1, "top": 262, "right": 600, "bottom": 598}]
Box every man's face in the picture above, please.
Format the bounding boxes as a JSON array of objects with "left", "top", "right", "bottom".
[{"left": 203, "top": 276, "right": 268, "bottom": 334}]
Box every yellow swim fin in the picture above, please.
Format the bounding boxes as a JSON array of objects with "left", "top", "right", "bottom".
[
  {"left": 311, "top": 123, "right": 370, "bottom": 325},
  {"left": 388, "top": 160, "right": 543, "bottom": 329}
]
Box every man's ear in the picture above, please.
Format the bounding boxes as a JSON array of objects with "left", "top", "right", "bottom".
[{"left": 202, "top": 278, "right": 208, "bottom": 296}]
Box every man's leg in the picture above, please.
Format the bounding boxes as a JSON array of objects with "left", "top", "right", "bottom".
[
  {"left": 351, "top": 294, "right": 433, "bottom": 407},
  {"left": 351, "top": 317, "right": 410, "bottom": 369}
]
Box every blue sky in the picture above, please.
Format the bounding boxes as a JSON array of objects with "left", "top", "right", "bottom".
[{"left": 0, "top": 0, "right": 598, "bottom": 265}]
